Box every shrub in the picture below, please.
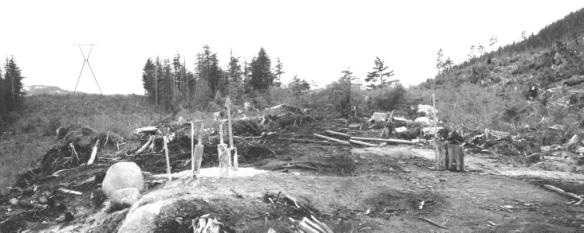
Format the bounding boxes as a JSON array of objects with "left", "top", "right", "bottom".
[{"left": 366, "top": 84, "right": 408, "bottom": 113}]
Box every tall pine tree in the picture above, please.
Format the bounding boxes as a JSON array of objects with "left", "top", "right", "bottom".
[
  {"left": 227, "top": 56, "right": 244, "bottom": 103},
  {"left": 248, "top": 48, "right": 273, "bottom": 93},
  {"left": 0, "top": 66, "right": 6, "bottom": 116},
  {"left": 365, "top": 57, "right": 395, "bottom": 89},
  {"left": 289, "top": 75, "right": 310, "bottom": 97},
  {"left": 4, "top": 58, "right": 24, "bottom": 111},
  {"left": 273, "top": 58, "right": 284, "bottom": 87},
  {"left": 332, "top": 69, "right": 356, "bottom": 117},
  {"left": 196, "top": 46, "right": 223, "bottom": 98},
  {"left": 142, "top": 58, "right": 156, "bottom": 102}
]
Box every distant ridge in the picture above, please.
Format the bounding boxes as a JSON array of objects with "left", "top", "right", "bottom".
[{"left": 24, "top": 85, "right": 72, "bottom": 95}]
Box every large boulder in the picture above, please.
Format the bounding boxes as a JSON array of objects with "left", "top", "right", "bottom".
[{"left": 102, "top": 162, "right": 144, "bottom": 206}]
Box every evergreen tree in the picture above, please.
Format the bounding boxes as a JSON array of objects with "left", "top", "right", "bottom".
[
  {"left": 0, "top": 67, "right": 6, "bottom": 116},
  {"left": 289, "top": 75, "right": 310, "bottom": 97},
  {"left": 248, "top": 48, "right": 273, "bottom": 93},
  {"left": 196, "top": 46, "right": 223, "bottom": 98},
  {"left": 4, "top": 58, "right": 24, "bottom": 111},
  {"left": 142, "top": 58, "right": 156, "bottom": 102},
  {"left": 331, "top": 69, "right": 356, "bottom": 117},
  {"left": 184, "top": 70, "right": 196, "bottom": 106},
  {"left": 153, "top": 58, "right": 163, "bottom": 105},
  {"left": 273, "top": 58, "right": 284, "bottom": 87},
  {"left": 365, "top": 57, "right": 395, "bottom": 89},
  {"left": 227, "top": 56, "right": 244, "bottom": 103},
  {"left": 436, "top": 49, "right": 453, "bottom": 74},
  {"left": 172, "top": 54, "right": 188, "bottom": 101}
]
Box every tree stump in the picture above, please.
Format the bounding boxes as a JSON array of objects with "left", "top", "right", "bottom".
[{"left": 435, "top": 142, "right": 464, "bottom": 172}]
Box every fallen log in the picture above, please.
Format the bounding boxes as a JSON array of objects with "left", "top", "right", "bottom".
[
  {"left": 69, "top": 143, "right": 79, "bottom": 162},
  {"left": 325, "top": 130, "right": 350, "bottom": 138},
  {"left": 276, "top": 138, "right": 335, "bottom": 144},
  {"left": 543, "top": 184, "right": 583, "bottom": 204},
  {"left": 349, "top": 139, "right": 378, "bottom": 147},
  {"left": 417, "top": 217, "right": 447, "bottom": 229},
  {"left": 313, "top": 133, "right": 350, "bottom": 145},
  {"left": 350, "top": 136, "right": 416, "bottom": 145},
  {"left": 131, "top": 135, "right": 154, "bottom": 156},
  {"left": 58, "top": 188, "right": 83, "bottom": 196},
  {"left": 134, "top": 126, "right": 158, "bottom": 135},
  {"left": 279, "top": 163, "right": 319, "bottom": 171}
]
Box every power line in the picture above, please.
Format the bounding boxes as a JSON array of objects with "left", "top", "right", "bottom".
[{"left": 74, "top": 44, "right": 103, "bottom": 94}]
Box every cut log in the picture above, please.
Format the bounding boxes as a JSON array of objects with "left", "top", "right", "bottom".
[
  {"left": 349, "top": 139, "right": 379, "bottom": 147},
  {"left": 350, "top": 136, "right": 416, "bottom": 145},
  {"left": 435, "top": 142, "right": 464, "bottom": 172},
  {"left": 435, "top": 141, "right": 447, "bottom": 170},
  {"left": 455, "top": 144, "right": 464, "bottom": 171},
  {"left": 313, "top": 133, "right": 350, "bottom": 145},
  {"left": 325, "top": 130, "right": 350, "bottom": 138},
  {"left": 134, "top": 126, "right": 158, "bottom": 135}
]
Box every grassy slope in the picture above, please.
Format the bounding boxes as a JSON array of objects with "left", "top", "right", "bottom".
[
  {"left": 0, "top": 94, "right": 167, "bottom": 191},
  {"left": 413, "top": 8, "right": 584, "bottom": 135}
]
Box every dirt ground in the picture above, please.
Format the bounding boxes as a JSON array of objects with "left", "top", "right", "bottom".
[
  {"left": 111, "top": 143, "right": 584, "bottom": 232},
  {"left": 3, "top": 121, "right": 584, "bottom": 233}
]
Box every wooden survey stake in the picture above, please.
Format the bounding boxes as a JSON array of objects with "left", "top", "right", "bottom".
[
  {"left": 225, "top": 97, "right": 239, "bottom": 170},
  {"left": 193, "top": 121, "right": 204, "bottom": 174},
  {"left": 217, "top": 120, "right": 230, "bottom": 175},
  {"left": 163, "top": 135, "right": 172, "bottom": 181}
]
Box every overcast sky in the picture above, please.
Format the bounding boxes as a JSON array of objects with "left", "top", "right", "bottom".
[{"left": 1, "top": 0, "right": 583, "bottom": 94}]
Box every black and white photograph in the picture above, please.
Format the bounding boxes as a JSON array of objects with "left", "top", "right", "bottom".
[{"left": 2, "top": 1, "right": 584, "bottom": 232}]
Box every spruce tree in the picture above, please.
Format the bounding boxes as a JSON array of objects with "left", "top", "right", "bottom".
[
  {"left": 142, "top": 58, "right": 156, "bottom": 102},
  {"left": 4, "top": 58, "right": 24, "bottom": 111},
  {"left": 0, "top": 67, "right": 6, "bottom": 116},
  {"left": 333, "top": 69, "right": 356, "bottom": 117},
  {"left": 160, "top": 59, "right": 174, "bottom": 110},
  {"left": 249, "top": 48, "right": 273, "bottom": 93},
  {"left": 365, "top": 57, "right": 395, "bottom": 89},
  {"left": 273, "top": 58, "right": 284, "bottom": 87},
  {"left": 289, "top": 75, "right": 310, "bottom": 97},
  {"left": 227, "top": 56, "right": 244, "bottom": 103},
  {"left": 196, "top": 46, "right": 223, "bottom": 98}
]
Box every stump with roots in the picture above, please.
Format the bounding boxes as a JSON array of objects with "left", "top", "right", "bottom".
[{"left": 435, "top": 142, "right": 464, "bottom": 172}]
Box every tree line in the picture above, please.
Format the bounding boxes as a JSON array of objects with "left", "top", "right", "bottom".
[
  {"left": 142, "top": 46, "right": 292, "bottom": 111},
  {"left": 0, "top": 58, "right": 24, "bottom": 119}
]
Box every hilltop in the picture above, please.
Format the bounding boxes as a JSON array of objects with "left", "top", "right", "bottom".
[
  {"left": 24, "top": 85, "right": 71, "bottom": 96},
  {"left": 415, "top": 8, "right": 584, "bottom": 138}
]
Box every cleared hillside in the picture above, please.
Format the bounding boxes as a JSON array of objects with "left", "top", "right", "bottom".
[{"left": 0, "top": 94, "right": 166, "bottom": 191}]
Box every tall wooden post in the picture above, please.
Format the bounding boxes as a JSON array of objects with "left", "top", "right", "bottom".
[
  {"left": 225, "top": 97, "right": 238, "bottom": 170},
  {"left": 163, "top": 136, "right": 172, "bottom": 181}
]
